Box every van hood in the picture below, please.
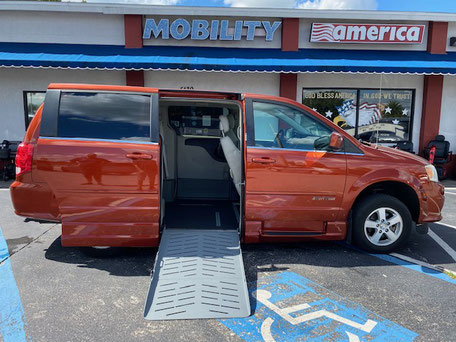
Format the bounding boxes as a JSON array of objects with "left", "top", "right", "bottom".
[{"left": 362, "top": 143, "right": 429, "bottom": 165}]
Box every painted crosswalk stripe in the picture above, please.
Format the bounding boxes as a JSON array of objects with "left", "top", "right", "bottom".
[{"left": 0, "top": 227, "right": 28, "bottom": 342}]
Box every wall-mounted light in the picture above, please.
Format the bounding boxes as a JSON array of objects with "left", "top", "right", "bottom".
[{"left": 450, "top": 37, "right": 456, "bottom": 47}]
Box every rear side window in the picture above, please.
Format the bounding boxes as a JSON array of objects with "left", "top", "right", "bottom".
[{"left": 58, "top": 92, "right": 151, "bottom": 141}]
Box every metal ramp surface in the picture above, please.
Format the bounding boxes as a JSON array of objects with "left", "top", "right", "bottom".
[{"left": 144, "top": 228, "right": 251, "bottom": 320}]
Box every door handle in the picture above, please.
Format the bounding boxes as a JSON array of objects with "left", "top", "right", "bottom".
[
  {"left": 251, "top": 157, "right": 276, "bottom": 164},
  {"left": 126, "top": 153, "right": 153, "bottom": 160}
]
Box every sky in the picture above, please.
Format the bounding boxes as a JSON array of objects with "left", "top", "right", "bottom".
[{"left": 71, "top": 0, "right": 456, "bottom": 13}]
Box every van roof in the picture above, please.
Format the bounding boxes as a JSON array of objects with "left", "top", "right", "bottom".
[
  {"left": 48, "top": 83, "right": 159, "bottom": 93},
  {"left": 48, "top": 83, "right": 243, "bottom": 100}
]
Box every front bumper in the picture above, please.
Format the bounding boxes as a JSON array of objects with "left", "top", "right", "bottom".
[{"left": 418, "top": 181, "right": 445, "bottom": 223}]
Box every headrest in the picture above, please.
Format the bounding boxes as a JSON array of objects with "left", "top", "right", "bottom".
[
  {"left": 219, "top": 115, "right": 230, "bottom": 133},
  {"left": 435, "top": 135, "right": 445, "bottom": 141}
]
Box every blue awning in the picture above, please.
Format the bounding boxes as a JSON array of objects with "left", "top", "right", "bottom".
[{"left": 1, "top": 42, "right": 456, "bottom": 75}]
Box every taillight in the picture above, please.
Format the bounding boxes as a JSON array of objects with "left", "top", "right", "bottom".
[{"left": 15, "top": 142, "right": 34, "bottom": 177}]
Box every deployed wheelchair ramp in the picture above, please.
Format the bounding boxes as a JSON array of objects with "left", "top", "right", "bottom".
[{"left": 144, "top": 228, "right": 251, "bottom": 320}]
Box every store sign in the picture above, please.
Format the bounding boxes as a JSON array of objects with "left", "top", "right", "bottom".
[
  {"left": 143, "top": 18, "right": 281, "bottom": 41},
  {"left": 310, "top": 23, "right": 425, "bottom": 44}
]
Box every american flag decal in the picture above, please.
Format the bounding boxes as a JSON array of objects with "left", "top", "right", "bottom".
[
  {"left": 359, "top": 102, "right": 382, "bottom": 125},
  {"left": 310, "top": 23, "right": 337, "bottom": 42},
  {"left": 336, "top": 99, "right": 382, "bottom": 127}
]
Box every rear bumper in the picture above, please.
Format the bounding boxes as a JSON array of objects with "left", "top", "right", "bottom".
[{"left": 10, "top": 180, "right": 60, "bottom": 221}]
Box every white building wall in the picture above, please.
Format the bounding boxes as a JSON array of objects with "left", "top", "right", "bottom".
[
  {"left": 0, "top": 11, "right": 125, "bottom": 45},
  {"left": 144, "top": 70, "right": 280, "bottom": 95},
  {"left": 0, "top": 68, "right": 125, "bottom": 141},
  {"left": 297, "top": 73, "right": 424, "bottom": 153},
  {"left": 440, "top": 76, "right": 456, "bottom": 150}
]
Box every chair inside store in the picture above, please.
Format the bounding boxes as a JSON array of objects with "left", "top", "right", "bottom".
[
  {"left": 394, "top": 141, "right": 414, "bottom": 154},
  {"left": 0, "top": 140, "right": 19, "bottom": 181},
  {"left": 424, "top": 135, "right": 453, "bottom": 180}
]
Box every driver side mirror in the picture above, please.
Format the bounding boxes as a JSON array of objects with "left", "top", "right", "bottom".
[{"left": 329, "top": 132, "right": 344, "bottom": 151}]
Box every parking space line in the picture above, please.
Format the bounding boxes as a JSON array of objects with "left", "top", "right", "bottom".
[
  {"left": 434, "top": 222, "right": 456, "bottom": 230},
  {"left": 370, "top": 252, "right": 456, "bottom": 285},
  {"left": 428, "top": 229, "right": 456, "bottom": 263},
  {"left": 340, "top": 243, "right": 456, "bottom": 285},
  {"left": 390, "top": 252, "right": 456, "bottom": 277},
  {"left": 0, "top": 227, "right": 28, "bottom": 342}
]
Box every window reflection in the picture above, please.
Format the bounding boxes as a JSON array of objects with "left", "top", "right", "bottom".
[
  {"left": 58, "top": 92, "right": 151, "bottom": 141},
  {"left": 302, "top": 88, "right": 414, "bottom": 143},
  {"left": 24, "top": 91, "right": 45, "bottom": 129},
  {"left": 253, "top": 102, "right": 333, "bottom": 151}
]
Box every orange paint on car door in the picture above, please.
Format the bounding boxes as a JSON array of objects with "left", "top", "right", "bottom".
[
  {"left": 244, "top": 98, "right": 347, "bottom": 238},
  {"left": 33, "top": 90, "right": 160, "bottom": 247}
]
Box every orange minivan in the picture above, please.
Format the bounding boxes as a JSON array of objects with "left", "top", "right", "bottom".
[{"left": 10, "top": 83, "right": 445, "bottom": 253}]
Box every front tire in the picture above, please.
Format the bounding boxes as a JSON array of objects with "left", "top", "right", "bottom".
[{"left": 353, "top": 194, "right": 412, "bottom": 253}]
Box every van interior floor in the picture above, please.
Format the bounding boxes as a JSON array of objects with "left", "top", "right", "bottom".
[{"left": 164, "top": 200, "right": 239, "bottom": 230}]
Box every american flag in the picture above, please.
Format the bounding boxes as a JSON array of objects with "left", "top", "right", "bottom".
[
  {"left": 336, "top": 99, "right": 355, "bottom": 116},
  {"left": 359, "top": 102, "right": 382, "bottom": 125},
  {"left": 311, "top": 23, "right": 337, "bottom": 42},
  {"left": 337, "top": 99, "right": 382, "bottom": 126}
]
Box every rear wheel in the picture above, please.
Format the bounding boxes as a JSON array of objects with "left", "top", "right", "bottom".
[{"left": 353, "top": 194, "right": 412, "bottom": 253}]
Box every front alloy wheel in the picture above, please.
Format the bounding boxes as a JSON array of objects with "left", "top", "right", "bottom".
[
  {"left": 364, "top": 207, "right": 403, "bottom": 247},
  {"left": 353, "top": 194, "right": 412, "bottom": 253}
]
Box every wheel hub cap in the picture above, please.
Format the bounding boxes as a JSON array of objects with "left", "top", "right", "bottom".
[{"left": 363, "top": 207, "right": 403, "bottom": 247}]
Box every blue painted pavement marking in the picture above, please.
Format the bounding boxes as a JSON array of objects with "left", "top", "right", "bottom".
[
  {"left": 339, "top": 242, "right": 456, "bottom": 285},
  {"left": 220, "top": 272, "right": 417, "bottom": 342},
  {"left": 371, "top": 253, "right": 456, "bottom": 285},
  {"left": 0, "top": 227, "right": 28, "bottom": 342}
]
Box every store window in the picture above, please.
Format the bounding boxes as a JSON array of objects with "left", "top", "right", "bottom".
[
  {"left": 302, "top": 88, "right": 414, "bottom": 143},
  {"left": 252, "top": 101, "right": 333, "bottom": 151},
  {"left": 357, "top": 89, "right": 413, "bottom": 143},
  {"left": 302, "top": 89, "right": 357, "bottom": 136},
  {"left": 23, "top": 91, "right": 46, "bottom": 129},
  {"left": 58, "top": 92, "right": 151, "bottom": 141}
]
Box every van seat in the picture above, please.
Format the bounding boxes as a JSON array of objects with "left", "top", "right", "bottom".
[{"left": 219, "top": 115, "right": 241, "bottom": 196}]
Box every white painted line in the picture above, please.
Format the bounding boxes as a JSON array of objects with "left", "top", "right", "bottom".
[
  {"left": 445, "top": 192, "right": 456, "bottom": 196},
  {"left": 433, "top": 222, "right": 456, "bottom": 230},
  {"left": 260, "top": 317, "right": 275, "bottom": 342},
  {"left": 215, "top": 211, "right": 221, "bottom": 227},
  {"left": 444, "top": 187, "right": 456, "bottom": 191},
  {"left": 0, "top": 188, "right": 10, "bottom": 191},
  {"left": 390, "top": 252, "right": 456, "bottom": 278},
  {"left": 428, "top": 229, "right": 456, "bottom": 263},
  {"left": 390, "top": 252, "right": 442, "bottom": 271}
]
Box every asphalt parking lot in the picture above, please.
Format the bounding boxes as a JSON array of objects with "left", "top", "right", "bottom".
[{"left": 1, "top": 180, "right": 456, "bottom": 342}]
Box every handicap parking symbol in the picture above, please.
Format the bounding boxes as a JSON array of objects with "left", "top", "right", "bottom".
[{"left": 220, "top": 272, "right": 417, "bottom": 341}]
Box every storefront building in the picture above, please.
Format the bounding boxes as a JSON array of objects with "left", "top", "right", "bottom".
[{"left": 1, "top": 2, "right": 456, "bottom": 159}]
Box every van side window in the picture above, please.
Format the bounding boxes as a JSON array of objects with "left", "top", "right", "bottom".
[
  {"left": 252, "top": 101, "right": 333, "bottom": 151},
  {"left": 58, "top": 92, "right": 151, "bottom": 141}
]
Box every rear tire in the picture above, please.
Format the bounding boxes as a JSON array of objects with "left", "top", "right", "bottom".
[{"left": 353, "top": 194, "right": 412, "bottom": 253}]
